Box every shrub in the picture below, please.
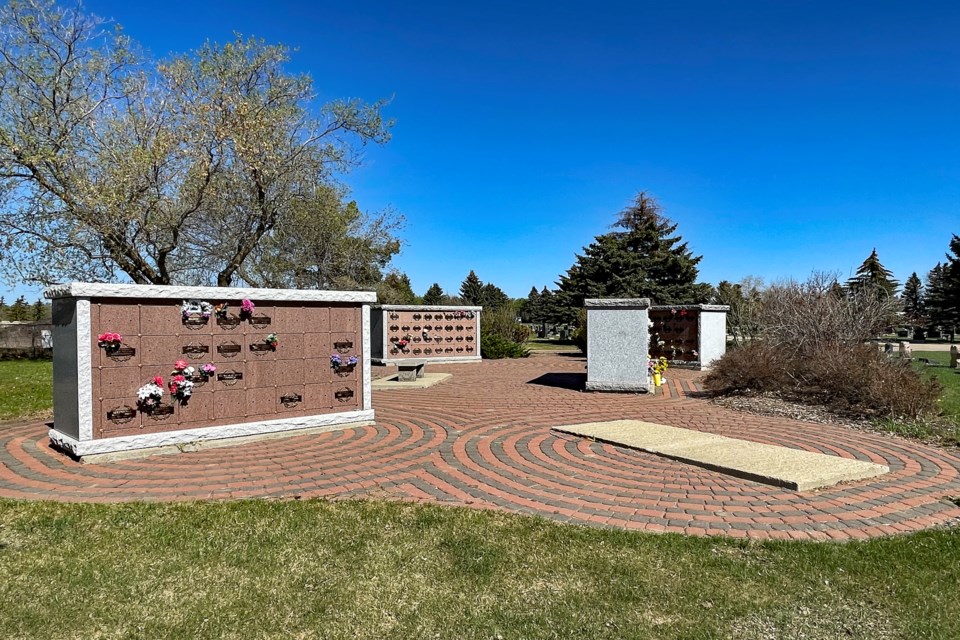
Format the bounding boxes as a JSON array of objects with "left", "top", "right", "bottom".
[
  {"left": 704, "top": 342, "right": 942, "bottom": 420},
  {"left": 479, "top": 307, "right": 530, "bottom": 359},
  {"left": 480, "top": 333, "right": 529, "bottom": 359},
  {"left": 572, "top": 308, "right": 587, "bottom": 355}
]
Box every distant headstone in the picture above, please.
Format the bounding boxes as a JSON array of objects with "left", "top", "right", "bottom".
[
  {"left": 951, "top": 345, "right": 958, "bottom": 369},
  {"left": 883, "top": 342, "right": 893, "bottom": 355},
  {"left": 899, "top": 341, "right": 912, "bottom": 359}
]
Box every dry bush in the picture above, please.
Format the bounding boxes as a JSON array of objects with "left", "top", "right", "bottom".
[{"left": 705, "top": 274, "right": 940, "bottom": 420}]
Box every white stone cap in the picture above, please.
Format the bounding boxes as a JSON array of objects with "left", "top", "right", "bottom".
[
  {"left": 650, "top": 304, "right": 730, "bottom": 312},
  {"left": 585, "top": 298, "right": 651, "bottom": 308},
  {"left": 376, "top": 304, "right": 482, "bottom": 312},
  {"left": 44, "top": 282, "right": 377, "bottom": 303}
]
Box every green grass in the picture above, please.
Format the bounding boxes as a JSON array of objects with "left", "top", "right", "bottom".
[
  {"left": 1, "top": 498, "right": 959, "bottom": 639},
  {"left": 0, "top": 359, "right": 52, "bottom": 421},
  {"left": 913, "top": 351, "right": 960, "bottom": 423},
  {"left": 872, "top": 351, "right": 960, "bottom": 446},
  {"left": 524, "top": 338, "right": 580, "bottom": 351}
]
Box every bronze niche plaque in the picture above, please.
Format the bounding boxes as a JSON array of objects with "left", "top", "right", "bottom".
[
  {"left": 249, "top": 343, "right": 274, "bottom": 354},
  {"left": 106, "top": 406, "right": 137, "bottom": 424},
  {"left": 217, "top": 370, "right": 243, "bottom": 386},
  {"left": 249, "top": 315, "right": 272, "bottom": 328},
  {"left": 216, "top": 315, "right": 242, "bottom": 329},
  {"left": 106, "top": 346, "right": 136, "bottom": 362},
  {"left": 182, "top": 344, "right": 210, "bottom": 358},
  {"left": 182, "top": 314, "right": 209, "bottom": 329},
  {"left": 145, "top": 404, "right": 175, "bottom": 419},
  {"left": 217, "top": 341, "right": 242, "bottom": 357},
  {"left": 334, "top": 388, "right": 354, "bottom": 402},
  {"left": 280, "top": 393, "right": 302, "bottom": 407},
  {"left": 333, "top": 340, "right": 353, "bottom": 353}
]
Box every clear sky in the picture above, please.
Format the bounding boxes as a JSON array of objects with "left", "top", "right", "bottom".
[{"left": 5, "top": 0, "right": 959, "bottom": 302}]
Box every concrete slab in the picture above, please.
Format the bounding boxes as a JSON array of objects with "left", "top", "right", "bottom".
[
  {"left": 371, "top": 372, "right": 452, "bottom": 390},
  {"left": 552, "top": 420, "right": 890, "bottom": 491}
]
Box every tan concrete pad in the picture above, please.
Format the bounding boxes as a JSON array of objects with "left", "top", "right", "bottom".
[
  {"left": 371, "top": 372, "right": 452, "bottom": 390},
  {"left": 552, "top": 420, "right": 889, "bottom": 491}
]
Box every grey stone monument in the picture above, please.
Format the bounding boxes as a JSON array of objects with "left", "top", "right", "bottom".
[
  {"left": 950, "top": 345, "right": 958, "bottom": 369},
  {"left": 585, "top": 298, "right": 650, "bottom": 393}
]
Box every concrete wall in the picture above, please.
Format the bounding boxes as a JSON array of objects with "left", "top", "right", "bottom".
[{"left": 585, "top": 298, "right": 650, "bottom": 392}]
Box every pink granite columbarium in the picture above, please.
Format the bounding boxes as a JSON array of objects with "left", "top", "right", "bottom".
[
  {"left": 371, "top": 305, "right": 482, "bottom": 380},
  {"left": 45, "top": 283, "right": 375, "bottom": 458}
]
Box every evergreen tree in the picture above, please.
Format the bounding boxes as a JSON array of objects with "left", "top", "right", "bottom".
[
  {"left": 555, "top": 192, "right": 711, "bottom": 316},
  {"left": 31, "top": 299, "right": 47, "bottom": 322},
  {"left": 378, "top": 272, "right": 417, "bottom": 304},
  {"left": 935, "top": 234, "right": 960, "bottom": 338},
  {"left": 846, "top": 248, "right": 899, "bottom": 299},
  {"left": 8, "top": 295, "right": 28, "bottom": 321},
  {"left": 459, "top": 270, "right": 484, "bottom": 305},
  {"left": 422, "top": 283, "right": 445, "bottom": 305},
  {"left": 521, "top": 286, "right": 541, "bottom": 324},
  {"left": 0, "top": 296, "right": 5, "bottom": 321},
  {"left": 481, "top": 283, "right": 510, "bottom": 310},
  {"left": 901, "top": 272, "right": 924, "bottom": 327}
]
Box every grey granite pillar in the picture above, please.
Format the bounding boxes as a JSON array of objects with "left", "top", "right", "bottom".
[{"left": 585, "top": 298, "right": 650, "bottom": 392}]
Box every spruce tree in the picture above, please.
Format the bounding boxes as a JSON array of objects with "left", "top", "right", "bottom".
[
  {"left": 846, "top": 248, "right": 899, "bottom": 299},
  {"left": 936, "top": 234, "right": 960, "bottom": 338},
  {"left": 480, "top": 283, "right": 509, "bottom": 310},
  {"left": 0, "top": 296, "right": 5, "bottom": 321},
  {"left": 31, "top": 299, "right": 47, "bottom": 322},
  {"left": 459, "top": 271, "right": 484, "bottom": 306},
  {"left": 555, "top": 192, "right": 711, "bottom": 314},
  {"left": 8, "top": 295, "right": 28, "bottom": 321},
  {"left": 901, "top": 272, "right": 924, "bottom": 327},
  {"left": 522, "top": 286, "right": 541, "bottom": 324},
  {"left": 378, "top": 272, "right": 417, "bottom": 304},
  {"left": 422, "top": 283, "right": 445, "bottom": 305}
]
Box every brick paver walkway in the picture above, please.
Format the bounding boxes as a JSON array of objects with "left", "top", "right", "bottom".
[{"left": 2, "top": 355, "right": 959, "bottom": 540}]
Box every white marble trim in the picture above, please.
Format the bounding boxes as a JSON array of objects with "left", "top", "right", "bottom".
[
  {"left": 372, "top": 356, "right": 481, "bottom": 366},
  {"left": 49, "top": 409, "right": 375, "bottom": 457},
  {"left": 361, "top": 305, "right": 372, "bottom": 411},
  {"left": 45, "top": 282, "right": 377, "bottom": 303},
  {"left": 375, "top": 304, "right": 483, "bottom": 312},
  {"left": 76, "top": 299, "right": 93, "bottom": 440}
]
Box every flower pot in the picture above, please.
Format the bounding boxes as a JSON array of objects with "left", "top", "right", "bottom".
[{"left": 653, "top": 373, "right": 662, "bottom": 387}]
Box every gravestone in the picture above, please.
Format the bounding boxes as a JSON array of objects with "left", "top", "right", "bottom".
[
  {"left": 899, "top": 341, "right": 912, "bottom": 359},
  {"left": 951, "top": 345, "right": 958, "bottom": 369},
  {"left": 585, "top": 298, "right": 650, "bottom": 392}
]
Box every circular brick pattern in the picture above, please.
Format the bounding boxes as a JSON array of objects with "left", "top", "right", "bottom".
[{"left": 2, "top": 356, "right": 959, "bottom": 540}]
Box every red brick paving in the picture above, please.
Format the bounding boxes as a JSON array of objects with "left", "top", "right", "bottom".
[{"left": 2, "top": 355, "right": 960, "bottom": 539}]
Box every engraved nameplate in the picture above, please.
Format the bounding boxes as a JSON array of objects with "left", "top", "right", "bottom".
[
  {"left": 217, "top": 371, "right": 243, "bottom": 383},
  {"left": 106, "top": 406, "right": 137, "bottom": 423},
  {"left": 106, "top": 346, "right": 136, "bottom": 361},
  {"left": 182, "top": 314, "right": 209, "bottom": 328},
  {"left": 334, "top": 388, "right": 355, "bottom": 401},
  {"left": 182, "top": 344, "right": 210, "bottom": 356},
  {"left": 217, "top": 342, "right": 242, "bottom": 356},
  {"left": 249, "top": 315, "right": 272, "bottom": 328},
  {"left": 333, "top": 340, "right": 353, "bottom": 353},
  {"left": 216, "top": 315, "right": 242, "bottom": 329},
  {"left": 145, "top": 404, "right": 175, "bottom": 419},
  {"left": 249, "top": 343, "right": 274, "bottom": 353},
  {"left": 280, "top": 394, "right": 302, "bottom": 406}
]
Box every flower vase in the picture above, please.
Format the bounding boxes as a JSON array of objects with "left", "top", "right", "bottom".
[{"left": 653, "top": 373, "right": 662, "bottom": 387}]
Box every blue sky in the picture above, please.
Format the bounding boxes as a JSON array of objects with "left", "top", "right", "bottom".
[{"left": 6, "top": 0, "right": 959, "bottom": 302}]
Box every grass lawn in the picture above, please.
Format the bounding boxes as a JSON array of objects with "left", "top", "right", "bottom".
[
  {"left": 0, "top": 359, "right": 52, "bottom": 421},
  {"left": 913, "top": 351, "right": 960, "bottom": 423},
  {"left": 524, "top": 338, "right": 580, "bottom": 351},
  {"left": 2, "top": 498, "right": 959, "bottom": 639},
  {"left": 875, "top": 351, "right": 960, "bottom": 445}
]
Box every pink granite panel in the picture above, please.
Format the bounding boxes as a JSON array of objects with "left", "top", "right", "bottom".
[
  {"left": 329, "top": 306, "right": 360, "bottom": 333},
  {"left": 244, "top": 333, "right": 278, "bottom": 361},
  {"left": 96, "top": 399, "right": 141, "bottom": 437},
  {"left": 302, "top": 305, "right": 330, "bottom": 333},
  {"left": 214, "top": 388, "right": 247, "bottom": 420},
  {"left": 275, "top": 358, "right": 305, "bottom": 386},
  {"left": 210, "top": 362, "right": 245, "bottom": 392},
  {"left": 176, "top": 392, "right": 213, "bottom": 424},
  {"left": 246, "top": 387, "right": 276, "bottom": 418},
  {"left": 98, "top": 367, "right": 142, "bottom": 400},
  {"left": 139, "top": 335, "right": 180, "bottom": 366},
  {"left": 213, "top": 337, "right": 244, "bottom": 362},
  {"left": 178, "top": 335, "right": 213, "bottom": 363},
  {"left": 276, "top": 385, "right": 306, "bottom": 413},
  {"left": 96, "top": 302, "right": 140, "bottom": 338},
  {"left": 274, "top": 333, "right": 304, "bottom": 360},
  {"left": 96, "top": 335, "right": 140, "bottom": 368},
  {"left": 246, "top": 305, "right": 275, "bottom": 332},
  {"left": 140, "top": 302, "right": 186, "bottom": 336},
  {"left": 271, "top": 304, "right": 304, "bottom": 334},
  {"left": 244, "top": 360, "right": 279, "bottom": 389},
  {"left": 303, "top": 332, "right": 330, "bottom": 360},
  {"left": 331, "top": 380, "right": 360, "bottom": 411},
  {"left": 304, "top": 383, "right": 333, "bottom": 412}
]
